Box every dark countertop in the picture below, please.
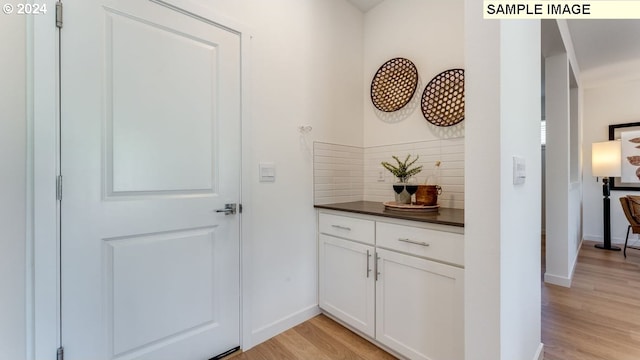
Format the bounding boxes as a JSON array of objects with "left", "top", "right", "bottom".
[{"left": 314, "top": 201, "right": 464, "bottom": 228}]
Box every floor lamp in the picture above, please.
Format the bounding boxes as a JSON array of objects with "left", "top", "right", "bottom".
[{"left": 592, "top": 140, "right": 622, "bottom": 251}]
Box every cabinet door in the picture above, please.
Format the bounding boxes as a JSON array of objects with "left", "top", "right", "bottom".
[
  {"left": 376, "top": 249, "right": 464, "bottom": 360},
  {"left": 319, "top": 234, "right": 375, "bottom": 337}
]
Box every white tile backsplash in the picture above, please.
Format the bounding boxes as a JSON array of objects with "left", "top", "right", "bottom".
[
  {"left": 313, "top": 143, "right": 364, "bottom": 205},
  {"left": 314, "top": 139, "right": 465, "bottom": 209},
  {"left": 364, "top": 139, "right": 465, "bottom": 209}
]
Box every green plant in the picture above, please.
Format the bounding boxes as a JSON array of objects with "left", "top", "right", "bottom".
[{"left": 381, "top": 154, "right": 423, "bottom": 182}]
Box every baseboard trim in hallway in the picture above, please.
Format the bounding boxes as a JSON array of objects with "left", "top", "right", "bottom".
[{"left": 543, "top": 272, "right": 572, "bottom": 287}]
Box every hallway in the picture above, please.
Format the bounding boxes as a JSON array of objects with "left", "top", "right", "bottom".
[{"left": 543, "top": 240, "right": 640, "bottom": 359}]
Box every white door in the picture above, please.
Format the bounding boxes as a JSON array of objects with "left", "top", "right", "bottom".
[
  {"left": 318, "top": 234, "right": 375, "bottom": 338},
  {"left": 60, "top": 1, "right": 241, "bottom": 359}
]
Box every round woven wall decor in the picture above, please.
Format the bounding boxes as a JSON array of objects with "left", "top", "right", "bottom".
[
  {"left": 370, "top": 58, "right": 419, "bottom": 112},
  {"left": 421, "top": 68, "right": 465, "bottom": 127}
]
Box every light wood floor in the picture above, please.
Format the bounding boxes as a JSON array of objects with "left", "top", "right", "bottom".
[
  {"left": 234, "top": 240, "right": 640, "bottom": 360},
  {"left": 542, "top": 240, "right": 640, "bottom": 360},
  {"left": 231, "top": 314, "right": 397, "bottom": 360}
]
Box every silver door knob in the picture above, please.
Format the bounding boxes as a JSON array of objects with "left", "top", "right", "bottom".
[{"left": 215, "top": 203, "right": 237, "bottom": 215}]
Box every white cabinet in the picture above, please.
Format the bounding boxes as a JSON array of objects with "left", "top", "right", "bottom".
[
  {"left": 318, "top": 234, "right": 375, "bottom": 337},
  {"left": 318, "top": 210, "right": 464, "bottom": 360},
  {"left": 376, "top": 248, "right": 464, "bottom": 360}
]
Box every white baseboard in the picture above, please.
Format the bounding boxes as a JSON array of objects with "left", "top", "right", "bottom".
[
  {"left": 568, "top": 238, "right": 583, "bottom": 280},
  {"left": 544, "top": 272, "right": 572, "bottom": 287},
  {"left": 247, "top": 305, "right": 320, "bottom": 350},
  {"left": 583, "top": 233, "right": 626, "bottom": 245},
  {"left": 533, "top": 343, "right": 544, "bottom": 360},
  {"left": 583, "top": 234, "right": 601, "bottom": 241},
  {"left": 544, "top": 236, "right": 584, "bottom": 288}
]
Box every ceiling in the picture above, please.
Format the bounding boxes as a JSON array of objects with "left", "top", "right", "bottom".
[
  {"left": 346, "top": 0, "right": 384, "bottom": 12},
  {"left": 566, "top": 20, "right": 640, "bottom": 73},
  {"left": 346, "top": 0, "right": 640, "bottom": 82}
]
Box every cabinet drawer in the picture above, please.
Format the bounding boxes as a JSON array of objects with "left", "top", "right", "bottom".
[
  {"left": 376, "top": 222, "right": 464, "bottom": 266},
  {"left": 319, "top": 213, "right": 375, "bottom": 245}
]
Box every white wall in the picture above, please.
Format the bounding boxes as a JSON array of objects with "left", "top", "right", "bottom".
[
  {"left": 229, "top": 0, "right": 467, "bottom": 348},
  {"left": 465, "top": 0, "right": 542, "bottom": 358},
  {"left": 545, "top": 54, "right": 572, "bottom": 286},
  {"left": 584, "top": 78, "right": 640, "bottom": 246},
  {"left": 190, "top": 0, "right": 365, "bottom": 348},
  {"left": 363, "top": 0, "right": 464, "bottom": 147},
  {"left": 569, "top": 83, "right": 583, "bottom": 261},
  {"left": 541, "top": 21, "right": 584, "bottom": 288},
  {"left": 0, "top": 11, "right": 27, "bottom": 360},
  {"left": 498, "top": 21, "right": 542, "bottom": 360}
]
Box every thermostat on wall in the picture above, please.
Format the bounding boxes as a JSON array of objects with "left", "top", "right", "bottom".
[{"left": 513, "top": 156, "right": 526, "bottom": 185}]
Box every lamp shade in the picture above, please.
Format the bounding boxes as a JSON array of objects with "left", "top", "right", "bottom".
[{"left": 592, "top": 140, "right": 621, "bottom": 177}]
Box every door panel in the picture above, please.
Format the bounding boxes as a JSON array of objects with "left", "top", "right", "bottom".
[
  {"left": 107, "top": 9, "right": 218, "bottom": 194},
  {"left": 108, "top": 228, "right": 216, "bottom": 356},
  {"left": 61, "top": 1, "right": 241, "bottom": 359}
]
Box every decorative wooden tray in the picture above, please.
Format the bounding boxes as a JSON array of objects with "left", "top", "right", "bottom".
[
  {"left": 421, "top": 68, "right": 465, "bottom": 127},
  {"left": 370, "top": 58, "right": 419, "bottom": 112},
  {"left": 383, "top": 201, "right": 440, "bottom": 212}
]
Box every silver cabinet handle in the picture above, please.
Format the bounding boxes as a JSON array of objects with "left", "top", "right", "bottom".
[
  {"left": 331, "top": 224, "right": 351, "bottom": 231},
  {"left": 375, "top": 253, "right": 380, "bottom": 281},
  {"left": 398, "top": 238, "right": 430, "bottom": 247},
  {"left": 366, "top": 250, "right": 371, "bottom": 278}
]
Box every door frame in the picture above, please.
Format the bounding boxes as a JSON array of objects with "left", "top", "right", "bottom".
[{"left": 28, "top": 1, "right": 254, "bottom": 357}]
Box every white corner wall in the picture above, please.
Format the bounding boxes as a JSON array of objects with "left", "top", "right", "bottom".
[
  {"left": 465, "top": 0, "right": 542, "bottom": 358},
  {"left": 544, "top": 53, "right": 573, "bottom": 286},
  {"left": 584, "top": 78, "right": 640, "bottom": 246},
  {"left": 0, "top": 12, "right": 27, "bottom": 360},
  {"left": 542, "top": 21, "right": 583, "bottom": 288},
  {"left": 363, "top": 0, "right": 464, "bottom": 147}
]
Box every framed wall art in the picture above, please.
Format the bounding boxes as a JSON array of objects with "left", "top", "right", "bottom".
[{"left": 609, "top": 122, "right": 640, "bottom": 190}]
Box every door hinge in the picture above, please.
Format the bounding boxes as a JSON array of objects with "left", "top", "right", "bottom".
[
  {"left": 56, "top": 346, "right": 64, "bottom": 360},
  {"left": 55, "top": 1, "right": 63, "bottom": 29},
  {"left": 56, "top": 175, "right": 62, "bottom": 201}
]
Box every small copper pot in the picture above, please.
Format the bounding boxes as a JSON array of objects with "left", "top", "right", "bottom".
[{"left": 415, "top": 185, "right": 442, "bottom": 206}]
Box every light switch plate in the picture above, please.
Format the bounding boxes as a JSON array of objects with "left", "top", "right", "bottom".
[
  {"left": 513, "top": 156, "right": 526, "bottom": 185},
  {"left": 259, "top": 162, "right": 276, "bottom": 182}
]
